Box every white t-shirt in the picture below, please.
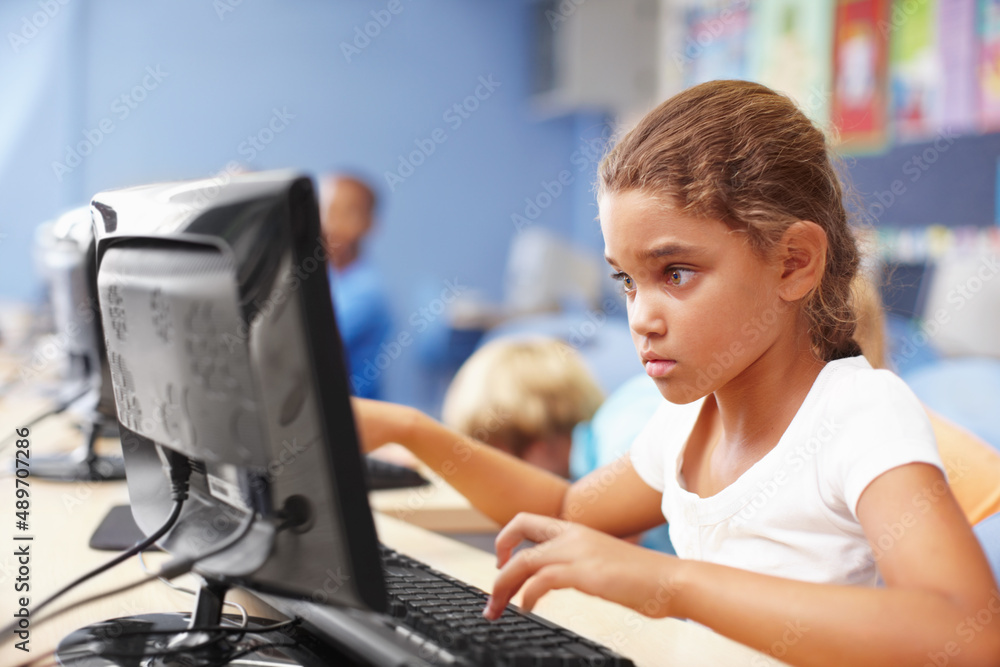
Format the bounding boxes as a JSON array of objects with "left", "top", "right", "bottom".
[{"left": 630, "top": 356, "right": 943, "bottom": 586}]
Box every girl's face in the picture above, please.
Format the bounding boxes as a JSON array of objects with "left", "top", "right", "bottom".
[{"left": 600, "top": 190, "right": 790, "bottom": 403}]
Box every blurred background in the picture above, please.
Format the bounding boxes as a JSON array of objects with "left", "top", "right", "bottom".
[{"left": 1, "top": 0, "right": 998, "bottom": 447}]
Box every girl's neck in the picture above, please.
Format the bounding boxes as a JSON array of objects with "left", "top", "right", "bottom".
[{"left": 711, "top": 339, "right": 827, "bottom": 455}]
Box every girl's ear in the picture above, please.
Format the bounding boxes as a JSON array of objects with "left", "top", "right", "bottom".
[{"left": 776, "top": 221, "right": 827, "bottom": 302}]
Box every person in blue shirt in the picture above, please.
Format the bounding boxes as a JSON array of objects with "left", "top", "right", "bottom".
[{"left": 320, "top": 174, "right": 393, "bottom": 399}]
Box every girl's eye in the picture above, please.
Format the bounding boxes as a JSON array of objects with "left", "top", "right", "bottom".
[
  {"left": 666, "top": 268, "right": 694, "bottom": 287},
  {"left": 611, "top": 272, "right": 635, "bottom": 294}
]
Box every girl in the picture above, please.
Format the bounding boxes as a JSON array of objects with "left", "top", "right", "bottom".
[{"left": 354, "top": 80, "right": 1000, "bottom": 667}]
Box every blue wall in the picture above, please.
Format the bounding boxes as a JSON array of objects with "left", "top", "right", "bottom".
[{"left": 0, "top": 0, "right": 610, "bottom": 411}]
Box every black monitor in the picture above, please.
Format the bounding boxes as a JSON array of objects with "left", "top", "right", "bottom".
[
  {"left": 60, "top": 171, "right": 385, "bottom": 665},
  {"left": 879, "top": 260, "right": 933, "bottom": 320}
]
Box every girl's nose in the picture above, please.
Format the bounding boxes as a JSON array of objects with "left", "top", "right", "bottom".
[{"left": 628, "top": 287, "right": 667, "bottom": 338}]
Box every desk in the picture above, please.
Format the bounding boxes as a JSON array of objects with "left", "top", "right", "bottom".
[
  {"left": 370, "top": 467, "right": 499, "bottom": 534},
  {"left": 0, "top": 408, "right": 787, "bottom": 666}
]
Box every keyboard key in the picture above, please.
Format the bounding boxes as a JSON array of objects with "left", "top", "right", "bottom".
[{"left": 379, "top": 544, "right": 635, "bottom": 667}]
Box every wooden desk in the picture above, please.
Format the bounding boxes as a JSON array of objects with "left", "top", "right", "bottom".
[
  {"left": 0, "top": 406, "right": 786, "bottom": 666},
  {"left": 369, "top": 468, "right": 499, "bottom": 534},
  {"left": 0, "top": 487, "right": 784, "bottom": 666},
  {"left": 370, "top": 514, "right": 786, "bottom": 667}
]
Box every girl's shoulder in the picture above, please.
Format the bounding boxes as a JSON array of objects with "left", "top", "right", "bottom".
[
  {"left": 809, "top": 356, "right": 941, "bottom": 514},
  {"left": 814, "top": 355, "right": 925, "bottom": 421}
]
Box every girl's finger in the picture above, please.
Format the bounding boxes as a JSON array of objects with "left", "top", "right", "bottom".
[
  {"left": 519, "top": 563, "right": 576, "bottom": 613},
  {"left": 487, "top": 539, "right": 574, "bottom": 619},
  {"left": 494, "top": 512, "right": 569, "bottom": 567}
]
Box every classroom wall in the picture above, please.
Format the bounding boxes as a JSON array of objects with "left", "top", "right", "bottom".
[{"left": 0, "top": 0, "right": 610, "bottom": 410}]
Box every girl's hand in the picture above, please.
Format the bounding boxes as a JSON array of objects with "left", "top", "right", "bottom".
[
  {"left": 350, "top": 397, "right": 420, "bottom": 454},
  {"left": 484, "top": 512, "right": 685, "bottom": 621}
]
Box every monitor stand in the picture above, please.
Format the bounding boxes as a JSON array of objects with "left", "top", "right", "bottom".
[
  {"left": 29, "top": 416, "right": 125, "bottom": 482},
  {"left": 54, "top": 577, "right": 347, "bottom": 666}
]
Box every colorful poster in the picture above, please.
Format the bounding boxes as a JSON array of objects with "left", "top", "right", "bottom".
[
  {"left": 889, "top": 0, "right": 940, "bottom": 141},
  {"left": 749, "top": 0, "right": 836, "bottom": 128},
  {"left": 938, "top": 0, "right": 978, "bottom": 134},
  {"left": 832, "top": 0, "right": 890, "bottom": 152},
  {"left": 681, "top": 2, "right": 752, "bottom": 89},
  {"left": 979, "top": 0, "right": 1000, "bottom": 130}
]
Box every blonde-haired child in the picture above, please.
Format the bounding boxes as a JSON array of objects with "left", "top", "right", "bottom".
[
  {"left": 441, "top": 337, "right": 603, "bottom": 479},
  {"left": 354, "top": 80, "right": 1000, "bottom": 666}
]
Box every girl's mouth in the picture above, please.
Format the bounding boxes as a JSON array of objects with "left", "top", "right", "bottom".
[{"left": 644, "top": 359, "right": 676, "bottom": 377}]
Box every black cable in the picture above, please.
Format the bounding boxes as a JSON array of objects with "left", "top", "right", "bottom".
[
  {"left": 136, "top": 550, "right": 249, "bottom": 628},
  {"left": 56, "top": 618, "right": 302, "bottom": 661},
  {"left": 6, "top": 510, "right": 259, "bottom": 667},
  {"left": 85, "top": 616, "right": 299, "bottom": 638},
  {"left": 38, "top": 510, "right": 255, "bottom": 629},
  {"left": 7, "top": 565, "right": 194, "bottom": 667},
  {"left": 0, "top": 465, "right": 190, "bottom": 642},
  {"left": 0, "top": 384, "right": 93, "bottom": 457},
  {"left": 205, "top": 641, "right": 300, "bottom": 667},
  {"left": 1, "top": 497, "right": 187, "bottom": 640},
  {"left": 38, "top": 501, "right": 184, "bottom": 617}
]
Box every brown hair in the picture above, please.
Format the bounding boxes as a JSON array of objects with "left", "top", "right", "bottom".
[
  {"left": 598, "top": 80, "right": 861, "bottom": 361},
  {"left": 851, "top": 270, "right": 887, "bottom": 369}
]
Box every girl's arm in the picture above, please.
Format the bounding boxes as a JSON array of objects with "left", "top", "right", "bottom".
[
  {"left": 487, "top": 463, "right": 1000, "bottom": 667},
  {"left": 352, "top": 398, "right": 665, "bottom": 533}
]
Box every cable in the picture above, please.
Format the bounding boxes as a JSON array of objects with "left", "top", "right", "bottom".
[
  {"left": 0, "top": 384, "right": 93, "bottom": 457},
  {"left": 0, "top": 500, "right": 183, "bottom": 641},
  {"left": 55, "top": 618, "right": 302, "bottom": 661},
  {"left": 137, "top": 550, "right": 249, "bottom": 628},
  {"left": 183, "top": 507, "right": 258, "bottom": 563},
  {"left": 87, "top": 616, "right": 298, "bottom": 638},
  {"left": 0, "top": 500, "right": 187, "bottom": 643},
  {"left": 205, "top": 641, "right": 300, "bottom": 667},
  {"left": 5, "top": 510, "right": 258, "bottom": 667},
  {"left": 0, "top": 465, "right": 191, "bottom": 642},
  {"left": 6, "top": 570, "right": 176, "bottom": 667},
  {"left": 17, "top": 633, "right": 303, "bottom": 667}
]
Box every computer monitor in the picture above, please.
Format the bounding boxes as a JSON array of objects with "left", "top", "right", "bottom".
[
  {"left": 879, "top": 260, "right": 933, "bottom": 320},
  {"left": 29, "top": 207, "right": 122, "bottom": 481},
  {"left": 59, "top": 171, "right": 385, "bottom": 665}
]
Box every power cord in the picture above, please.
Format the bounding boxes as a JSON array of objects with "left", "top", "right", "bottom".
[
  {"left": 55, "top": 618, "right": 301, "bottom": 662},
  {"left": 6, "top": 508, "right": 259, "bottom": 667},
  {"left": 0, "top": 383, "right": 95, "bottom": 457},
  {"left": 136, "top": 549, "right": 249, "bottom": 629},
  {"left": 0, "top": 459, "right": 191, "bottom": 642}
]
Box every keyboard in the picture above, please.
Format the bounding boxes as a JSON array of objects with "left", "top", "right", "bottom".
[
  {"left": 266, "top": 545, "right": 636, "bottom": 666},
  {"left": 365, "top": 455, "right": 431, "bottom": 490},
  {"left": 379, "top": 545, "right": 636, "bottom": 666}
]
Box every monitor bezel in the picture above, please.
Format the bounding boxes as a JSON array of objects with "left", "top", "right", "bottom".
[{"left": 90, "top": 171, "right": 387, "bottom": 612}]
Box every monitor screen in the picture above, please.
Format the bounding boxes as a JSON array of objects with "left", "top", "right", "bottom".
[
  {"left": 91, "top": 170, "right": 385, "bottom": 611},
  {"left": 879, "top": 260, "right": 933, "bottom": 320}
]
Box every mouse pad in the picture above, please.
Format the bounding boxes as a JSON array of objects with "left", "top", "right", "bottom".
[{"left": 89, "top": 504, "right": 161, "bottom": 551}]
